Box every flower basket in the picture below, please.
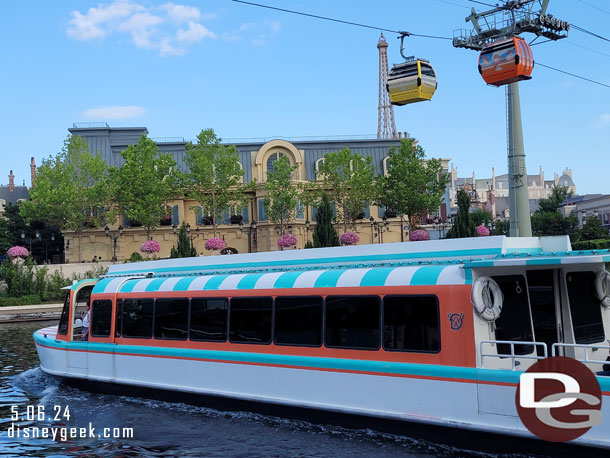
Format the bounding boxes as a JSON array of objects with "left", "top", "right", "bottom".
[
  {"left": 409, "top": 229, "right": 430, "bottom": 241},
  {"left": 205, "top": 238, "right": 226, "bottom": 251},
  {"left": 340, "top": 231, "right": 359, "bottom": 246},
  {"left": 477, "top": 225, "right": 491, "bottom": 237},
  {"left": 140, "top": 240, "right": 160, "bottom": 253},
  {"left": 277, "top": 234, "right": 297, "bottom": 248},
  {"left": 8, "top": 246, "right": 29, "bottom": 260}
]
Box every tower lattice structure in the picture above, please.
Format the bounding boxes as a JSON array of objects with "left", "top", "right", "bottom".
[{"left": 377, "top": 33, "right": 397, "bottom": 139}]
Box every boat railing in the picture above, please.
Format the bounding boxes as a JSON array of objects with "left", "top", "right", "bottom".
[
  {"left": 551, "top": 343, "right": 610, "bottom": 369},
  {"left": 479, "top": 340, "right": 548, "bottom": 370}
]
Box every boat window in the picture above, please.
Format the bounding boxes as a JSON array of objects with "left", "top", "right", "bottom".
[
  {"left": 91, "top": 300, "right": 112, "bottom": 337},
  {"left": 274, "top": 296, "right": 323, "bottom": 347},
  {"left": 190, "top": 298, "right": 228, "bottom": 342},
  {"left": 383, "top": 295, "right": 440, "bottom": 353},
  {"left": 325, "top": 296, "right": 380, "bottom": 350},
  {"left": 57, "top": 291, "right": 70, "bottom": 335},
  {"left": 154, "top": 298, "right": 188, "bottom": 340},
  {"left": 492, "top": 275, "right": 534, "bottom": 355},
  {"left": 566, "top": 271, "right": 605, "bottom": 344},
  {"left": 115, "top": 300, "right": 123, "bottom": 337},
  {"left": 122, "top": 298, "right": 154, "bottom": 339},
  {"left": 229, "top": 297, "right": 272, "bottom": 344}
]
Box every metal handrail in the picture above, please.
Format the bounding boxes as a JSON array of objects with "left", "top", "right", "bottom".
[
  {"left": 552, "top": 343, "right": 610, "bottom": 366},
  {"left": 480, "top": 339, "right": 548, "bottom": 370}
]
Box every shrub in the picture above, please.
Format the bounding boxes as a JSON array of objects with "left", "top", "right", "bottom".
[
  {"left": 409, "top": 229, "right": 430, "bottom": 241},
  {"left": 340, "top": 231, "right": 359, "bottom": 246},
  {"left": 476, "top": 225, "right": 491, "bottom": 237},
  {"left": 571, "top": 239, "right": 610, "bottom": 251},
  {"left": 205, "top": 238, "right": 226, "bottom": 251},
  {"left": 7, "top": 246, "right": 29, "bottom": 258},
  {"left": 127, "top": 252, "right": 144, "bottom": 263},
  {"left": 140, "top": 240, "right": 160, "bottom": 253},
  {"left": 0, "top": 297, "right": 21, "bottom": 307},
  {"left": 277, "top": 234, "right": 297, "bottom": 248},
  {"left": 304, "top": 240, "right": 314, "bottom": 249}
]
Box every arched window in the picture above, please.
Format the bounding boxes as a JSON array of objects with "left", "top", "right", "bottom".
[
  {"left": 314, "top": 158, "right": 325, "bottom": 181},
  {"left": 266, "top": 152, "right": 284, "bottom": 174},
  {"left": 382, "top": 156, "right": 391, "bottom": 176}
]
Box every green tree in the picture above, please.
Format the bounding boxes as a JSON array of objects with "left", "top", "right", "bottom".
[
  {"left": 471, "top": 209, "right": 493, "bottom": 228},
  {"left": 317, "top": 148, "right": 376, "bottom": 233},
  {"left": 580, "top": 215, "right": 608, "bottom": 241},
  {"left": 446, "top": 189, "right": 475, "bottom": 238},
  {"left": 532, "top": 212, "right": 578, "bottom": 237},
  {"left": 377, "top": 139, "right": 448, "bottom": 234},
  {"left": 184, "top": 129, "right": 246, "bottom": 238},
  {"left": 313, "top": 193, "right": 339, "bottom": 247},
  {"left": 170, "top": 223, "right": 197, "bottom": 258},
  {"left": 263, "top": 155, "right": 299, "bottom": 237},
  {"left": 537, "top": 185, "right": 572, "bottom": 213},
  {"left": 112, "top": 135, "right": 178, "bottom": 239},
  {"left": 20, "top": 136, "right": 114, "bottom": 262}
]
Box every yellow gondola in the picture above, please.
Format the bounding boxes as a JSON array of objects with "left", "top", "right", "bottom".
[{"left": 387, "top": 59, "right": 437, "bottom": 106}]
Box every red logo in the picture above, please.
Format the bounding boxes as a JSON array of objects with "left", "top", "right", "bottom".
[{"left": 516, "top": 356, "right": 602, "bottom": 442}]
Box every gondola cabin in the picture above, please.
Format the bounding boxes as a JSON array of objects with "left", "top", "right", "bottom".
[
  {"left": 387, "top": 59, "right": 437, "bottom": 106},
  {"left": 478, "top": 36, "right": 534, "bottom": 86}
]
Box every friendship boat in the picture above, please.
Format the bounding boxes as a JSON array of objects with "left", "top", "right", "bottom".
[{"left": 34, "top": 236, "right": 610, "bottom": 450}]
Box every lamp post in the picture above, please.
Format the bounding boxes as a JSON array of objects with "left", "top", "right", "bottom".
[
  {"left": 104, "top": 225, "right": 123, "bottom": 262},
  {"left": 21, "top": 229, "right": 40, "bottom": 254},
  {"left": 369, "top": 216, "right": 375, "bottom": 244},
  {"left": 305, "top": 220, "right": 310, "bottom": 244},
  {"left": 42, "top": 233, "right": 55, "bottom": 264},
  {"left": 239, "top": 220, "right": 257, "bottom": 253}
]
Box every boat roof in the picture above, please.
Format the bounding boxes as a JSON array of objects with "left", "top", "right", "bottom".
[{"left": 104, "top": 236, "right": 609, "bottom": 280}]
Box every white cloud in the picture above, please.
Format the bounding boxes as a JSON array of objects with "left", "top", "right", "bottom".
[
  {"left": 83, "top": 105, "right": 146, "bottom": 120},
  {"left": 593, "top": 113, "right": 610, "bottom": 128},
  {"left": 66, "top": 1, "right": 216, "bottom": 56},
  {"left": 240, "top": 22, "right": 256, "bottom": 31},
  {"left": 252, "top": 35, "right": 265, "bottom": 46}
]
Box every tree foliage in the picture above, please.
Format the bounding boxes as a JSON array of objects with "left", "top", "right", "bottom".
[
  {"left": 317, "top": 148, "right": 376, "bottom": 233},
  {"left": 112, "top": 135, "right": 178, "bottom": 239},
  {"left": 531, "top": 185, "right": 578, "bottom": 237},
  {"left": 313, "top": 193, "right": 339, "bottom": 247},
  {"left": 579, "top": 215, "right": 609, "bottom": 241},
  {"left": 263, "top": 155, "right": 299, "bottom": 236},
  {"left": 377, "top": 139, "right": 448, "bottom": 229},
  {"left": 170, "top": 222, "right": 197, "bottom": 258},
  {"left": 184, "top": 129, "right": 246, "bottom": 238},
  {"left": 446, "top": 189, "right": 475, "bottom": 238},
  {"left": 537, "top": 185, "right": 572, "bottom": 213},
  {"left": 471, "top": 209, "right": 493, "bottom": 228},
  {"left": 20, "top": 136, "right": 113, "bottom": 262}
]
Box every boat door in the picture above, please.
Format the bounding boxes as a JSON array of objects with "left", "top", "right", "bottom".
[
  {"left": 526, "top": 269, "right": 563, "bottom": 357},
  {"left": 66, "top": 281, "right": 96, "bottom": 375}
]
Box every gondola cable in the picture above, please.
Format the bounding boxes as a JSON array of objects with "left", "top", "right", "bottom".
[{"left": 232, "top": 0, "right": 609, "bottom": 89}]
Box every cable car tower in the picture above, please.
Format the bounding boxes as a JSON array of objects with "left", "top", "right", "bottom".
[{"left": 453, "top": 0, "right": 569, "bottom": 237}]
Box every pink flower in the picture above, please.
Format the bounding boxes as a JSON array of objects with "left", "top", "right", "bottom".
[
  {"left": 477, "top": 225, "right": 491, "bottom": 237},
  {"left": 140, "top": 240, "right": 160, "bottom": 253},
  {"left": 8, "top": 246, "right": 29, "bottom": 258},
  {"left": 277, "top": 234, "right": 297, "bottom": 247},
  {"left": 340, "top": 231, "right": 359, "bottom": 246},
  {"left": 205, "top": 237, "right": 226, "bottom": 251},
  {"left": 409, "top": 229, "right": 430, "bottom": 241}
]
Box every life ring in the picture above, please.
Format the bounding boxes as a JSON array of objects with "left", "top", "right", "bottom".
[
  {"left": 596, "top": 270, "right": 610, "bottom": 308},
  {"left": 472, "top": 276, "right": 503, "bottom": 321}
]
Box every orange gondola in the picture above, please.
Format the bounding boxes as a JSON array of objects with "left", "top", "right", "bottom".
[{"left": 478, "top": 36, "right": 534, "bottom": 86}]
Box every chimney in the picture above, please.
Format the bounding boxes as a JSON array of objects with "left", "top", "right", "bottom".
[
  {"left": 8, "top": 170, "right": 14, "bottom": 192},
  {"left": 30, "top": 157, "right": 36, "bottom": 188}
]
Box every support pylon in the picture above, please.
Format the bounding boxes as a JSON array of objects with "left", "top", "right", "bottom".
[{"left": 377, "top": 34, "right": 397, "bottom": 139}]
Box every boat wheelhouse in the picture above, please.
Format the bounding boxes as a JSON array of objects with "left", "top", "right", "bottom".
[{"left": 34, "top": 236, "right": 610, "bottom": 450}]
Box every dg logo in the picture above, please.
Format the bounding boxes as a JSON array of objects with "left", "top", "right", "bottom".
[{"left": 516, "top": 356, "right": 602, "bottom": 442}]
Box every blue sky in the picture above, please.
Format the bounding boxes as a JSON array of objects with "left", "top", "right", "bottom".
[{"left": 1, "top": 1, "right": 608, "bottom": 193}]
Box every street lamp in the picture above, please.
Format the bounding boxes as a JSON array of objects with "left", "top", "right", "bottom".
[
  {"left": 20, "top": 229, "right": 40, "bottom": 254},
  {"left": 240, "top": 220, "right": 257, "bottom": 253},
  {"left": 305, "top": 220, "right": 310, "bottom": 243},
  {"left": 104, "top": 225, "right": 123, "bottom": 262},
  {"left": 186, "top": 224, "right": 201, "bottom": 243}
]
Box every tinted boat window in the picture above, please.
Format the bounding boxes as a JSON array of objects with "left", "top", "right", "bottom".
[
  {"left": 325, "top": 296, "right": 380, "bottom": 350},
  {"left": 274, "top": 296, "right": 323, "bottom": 346},
  {"left": 229, "top": 297, "right": 272, "bottom": 344},
  {"left": 493, "top": 275, "right": 534, "bottom": 355},
  {"left": 122, "top": 298, "right": 154, "bottom": 338},
  {"left": 91, "top": 300, "right": 112, "bottom": 337},
  {"left": 190, "top": 298, "right": 228, "bottom": 341},
  {"left": 155, "top": 298, "right": 188, "bottom": 340},
  {"left": 566, "top": 271, "right": 605, "bottom": 344},
  {"left": 58, "top": 291, "right": 70, "bottom": 335},
  {"left": 383, "top": 295, "right": 440, "bottom": 353}
]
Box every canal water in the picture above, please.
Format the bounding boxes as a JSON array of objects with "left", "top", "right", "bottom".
[{"left": 1, "top": 321, "right": 546, "bottom": 458}]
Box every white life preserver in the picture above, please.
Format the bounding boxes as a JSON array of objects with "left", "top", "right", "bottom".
[
  {"left": 472, "top": 276, "right": 503, "bottom": 321},
  {"left": 596, "top": 270, "right": 610, "bottom": 308}
]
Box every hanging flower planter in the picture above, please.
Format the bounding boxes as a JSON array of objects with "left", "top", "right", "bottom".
[
  {"left": 8, "top": 246, "right": 29, "bottom": 261},
  {"left": 409, "top": 229, "right": 430, "bottom": 241},
  {"left": 205, "top": 237, "right": 226, "bottom": 251},
  {"left": 477, "top": 225, "right": 491, "bottom": 237},
  {"left": 140, "top": 240, "right": 160, "bottom": 254},
  {"left": 277, "top": 234, "right": 297, "bottom": 249},
  {"left": 340, "top": 231, "right": 359, "bottom": 246}
]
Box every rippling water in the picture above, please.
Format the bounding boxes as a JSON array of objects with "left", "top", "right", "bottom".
[{"left": 0, "top": 321, "right": 549, "bottom": 458}]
